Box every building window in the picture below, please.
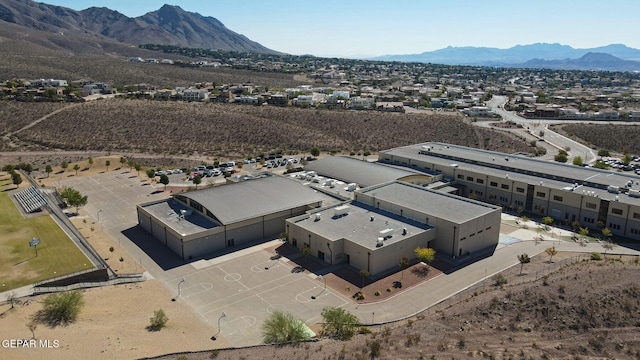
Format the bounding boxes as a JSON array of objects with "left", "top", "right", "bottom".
[
  {"left": 634, "top": 212, "right": 640, "bottom": 219},
  {"left": 500, "top": 196, "right": 508, "bottom": 202},
  {"left": 516, "top": 187, "right": 525, "bottom": 193},
  {"left": 608, "top": 223, "right": 621, "bottom": 230},
  {"left": 501, "top": 184, "right": 509, "bottom": 190},
  {"left": 457, "top": 174, "right": 464, "bottom": 179},
  {"left": 585, "top": 202, "right": 597, "bottom": 209},
  {"left": 469, "top": 233, "right": 475, "bottom": 237},
  {"left": 476, "top": 178, "right": 484, "bottom": 184},
  {"left": 460, "top": 237, "right": 466, "bottom": 241},
  {"left": 631, "top": 228, "right": 640, "bottom": 235},
  {"left": 611, "top": 208, "right": 623, "bottom": 216},
  {"left": 536, "top": 191, "right": 546, "bottom": 198},
  {"left": 553, "top": 195, "right": 563, "bottom": 202},
  {"left": 514, "top": 200, "right": 523, "bottom": 206},
  {"left": 490, "top": 181, "right": 498, "bottom": 187},
  {"left": 466, "top": 176, "right": 474, "bottom": 181}
]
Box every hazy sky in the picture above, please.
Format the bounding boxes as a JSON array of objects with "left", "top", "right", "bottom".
[{"left": 40, "top": 0, "right": 640, "bottom": 58}]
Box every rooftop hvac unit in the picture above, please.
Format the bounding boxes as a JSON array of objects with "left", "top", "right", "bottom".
[
  {"left": 314, "top": 213, "right": 322, "bottom": 221},
  {"left": 334, "top": 205, "right": 350, "bottom": 217},
  {"left": 629, "top": 189, "right": 640, "bottom": 198},
  {"left": 607, "top": 185, "right": 620, "bottom": 194},
  {"left": 376, "top": 238, "right": 384, "bottom": 247},
  {"left": 346, "top": 183, "right": 357, "bottom": 191},
  {"left": 615, "top": 195, "right": 620, "bottom": 201}
]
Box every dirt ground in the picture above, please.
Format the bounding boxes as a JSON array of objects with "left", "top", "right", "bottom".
[{"left": 0, "top": 280, "right": 224, "bottom": 360}]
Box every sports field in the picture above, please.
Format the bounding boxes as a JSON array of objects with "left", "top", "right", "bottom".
[{"left": 0, "top": 176, "right": 93, "bottom": 291}]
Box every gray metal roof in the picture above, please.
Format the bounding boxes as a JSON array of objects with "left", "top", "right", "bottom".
[
  {"left": 140, "top": 198, "right": 218, "bottom": 236},
  {"left": 360, "top": 181, "right": 501, "bottom": 223},
  {"left": 289, "top": 202, "right": 430, "bottom": 251},
  {"left": 382, "top": 142, "right": 640, "bottom": 189},
  {"left": 381, "top": 142, "right": 640, "bottom": 206},
  {"left": 176, "top": 175, "right": 325, "bottom": 225},
  {"left": 305, "top": 156, "right": 418, "bottom": 188}
]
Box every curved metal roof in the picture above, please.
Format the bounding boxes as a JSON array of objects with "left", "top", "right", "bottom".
[
  {"left": 175, "top": 175, "right": 324, "bottom": 225},
  {"left": 304, "top": 156, "right": 417, "bottom": 188}
]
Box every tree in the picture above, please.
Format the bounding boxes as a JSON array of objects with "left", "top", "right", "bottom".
[
  {"left": 542, "top": 216, "right": 554, "bottom": 229},
  {"left": 414, "top": 247, "right": 436, "bottom": 269},
  {"left": 261, "top": 311, "right": 308, "bottom": 344},
  {"left": 6, "top": 292, "right": 16, "bottom": 309},
  {"left": 545, "top": 246, "right": 557, "bottom": 263},
  {"left": 105, "top": 160, "right": 111, "bottom": 171},
  {"left": 27, "top": 321, "right": 37, "bottom": 339},
  {"left": 320, "top": 307, "right": 359, "bottom": 340},
  {"left": 602, "top": 240, "right": 615, "bottom": 258},
  {"left": 517, "top": 253, "right": 531, "bottom": 275},
  {"left": 134, "top": 163, "right": 142, "bottom": 177},
  {"left": 146, "top": 169, "right": 155, "bottom": 180},
  {"left": 119, "top": 156, "right": 126, "bottom": 169},
  {"left": 73, "top": 164, "right": 80, "bottom": 176},
  {"left": 572, "top": 156, "right": 583, "bottom": 166},
  {"left": 59, "top": 187, "right": 88, "bottom": 213},
  {"left": 597, "top": 149, "right": 610, "bottom": 157},
  {"left": 87, "top": 156, "right": 94, "bottom": 168},
  {"left": 310, "top": 146, "right": 320, "bottom": 157},
  {"left": 579, "top": 226, "right": 589, "bottom": 240},
  {"left": 45, "top": 165, "right": 53, "bottom": 178},
  {"left": 12, "top": 172, "right": 22, "bottom": 188},
  {"left": 399, "top": 256, "right": 409, "bottom": 282},
  {"left": 39, "top": 290, "right": 84, "bottom": 326},
  {"left": 60, "top": 161, "right": 68, "bottom": 172},
  {"left": 622, "top": 153, "right": 633, "bottom": 165},
  {"left": 127, "top": 159, "right": 135, "bottom": 171},
  {"left": 601, "top": 227, "right": 613, "bottom": 241},
  {"left": 159, "top": 174, "right": 170, "bottom": 190},
  {"left": 148, "top": 309, "right": 168, "bottom": 331},
  {"left": 520, "top": 215, "right": 530, "bottom": 228},
  {"left": 193, "top": 175, "right": 202, "bottom": 189}
]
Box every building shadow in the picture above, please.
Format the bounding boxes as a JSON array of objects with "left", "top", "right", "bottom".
[{"left": 121, "top": 226, "right": 188, "bottom": 271}]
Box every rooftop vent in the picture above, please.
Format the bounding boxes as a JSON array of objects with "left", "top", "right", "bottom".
[
  {"left": 376, "top": 238, "right": 384, "bottom": 247},
  {"left": 314, "top": 213, "right": 322, "bottom": 221}
]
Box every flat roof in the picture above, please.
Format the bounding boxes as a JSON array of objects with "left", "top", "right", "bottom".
[
  {"left": 304, "top": 156, "right": 420, "bottom": 188},
  {"left": 175, "top": 175, "right": 325, "bottom": 225},
  {"left": 382, "top": 142, "right": 640, "bottom": 206},
  {"left": 360, "top": 181, "right": 501, "bottom": 223},
  {"left": 290, "top": 202, "right": 430, "bottom": 251},
  {"left": 382, "top": 142, "right": 640, "bottom": 190},
  {"left": 141, "top": 198, "right": 218, "bottom": 237}
]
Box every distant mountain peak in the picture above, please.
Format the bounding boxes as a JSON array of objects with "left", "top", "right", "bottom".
[{"left": 0, "top": 0, "right": 281, "bottom": 54}]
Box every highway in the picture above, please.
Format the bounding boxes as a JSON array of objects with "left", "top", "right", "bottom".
[{"left": 486, "top": 96, "right": 597, "bottom": 163}]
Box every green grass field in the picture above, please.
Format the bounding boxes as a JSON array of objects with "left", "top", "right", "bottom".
[{"left": 0, "top": 177, "right": 93, "bottom": 291}]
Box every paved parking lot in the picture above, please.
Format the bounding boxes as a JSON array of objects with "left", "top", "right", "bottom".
[{"left": 59, "top": 170, "right": 349, "bottom": 346}]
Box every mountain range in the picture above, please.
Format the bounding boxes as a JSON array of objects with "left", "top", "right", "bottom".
[
  {"left": 0, "top": 0, "right": 280, "bottom": 54},
  {"left": 372, "top": 43, "right": 640, "bottom": 71},
  {"left": 1, "top": 0, "right": 639, "bottom": 72}
]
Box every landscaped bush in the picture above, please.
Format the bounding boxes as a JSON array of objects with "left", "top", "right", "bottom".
[
  {"left": 492, "top": 273, "right": 508, "bottom": 286},
  {"left": 591, "top": 252, "right": 603, "bottom": 261}
]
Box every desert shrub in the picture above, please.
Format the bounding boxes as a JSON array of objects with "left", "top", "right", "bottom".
[
  {"left": 148, "top": 309, "right": 169, "bottom": 331},
  {"left": 492, "top": 273, "right": 507, "bottom": 286},
  {"left": 374, "top": 290, "right": 381, "bottom": 296},
  {"left": 591, "top": 252, "right": 603, "bottom": 261},
  {"left": 261, "top": 311, "right": 307, "bottom": 344},
  {"left": 39, "top": 290, "right": 85, "bottom": 326},
  {"left": 321, "top": 307, "right": 359, "bottom": 341}
]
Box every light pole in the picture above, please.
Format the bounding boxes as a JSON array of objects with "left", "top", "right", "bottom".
[
  {"left": 311, "top": 275, "right": 326, "bottom": 300},
  {"left": 172, "top": 278, "right": 185, "bottom": 301},
  {"left": 218, "top": 312, "right": 226, "bottom": 334}
]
